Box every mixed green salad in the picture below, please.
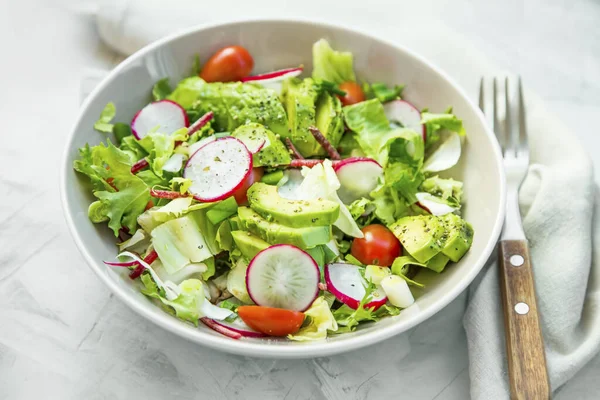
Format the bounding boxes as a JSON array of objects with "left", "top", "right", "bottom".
[{"left": 75, "top": 39, "right": 473, "bottom": 340}]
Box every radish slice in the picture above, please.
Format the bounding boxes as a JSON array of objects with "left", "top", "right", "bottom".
[
  {"left": 380, "top": 275, "right": 414, "bottom": 308},
  {"left": 200, "top": 317, "right": 242, "bottom": 339},
  {"left": 104, "top": 260, "right": 139, "bottom": 268},
  {"left": 236, "top": 136, "right": 266, "bottom": 154},
  {"left": 324, "top": 263, "right": 387, "bottom": 310},
  {"left": 188, "top": 135, "right": 216, "bottom": 158},
  {"left": 423, "top": 132, "right": 461, "bottom": 172},
  {"left": 246, "top": 244, "right": 319, "bottom": 311},
  {"left": 384, "top": 100, "right": 425, "bottom": 141},
  {"left": 241, "top": 66, "right": 303, "bottom": 83},
  {"left": 162, "top": 153, "right": 185, "bottom": 173},
  {"left": 149, "top": 188, "right": 189, "bottom": 200},
  {"left": 210, "top": 318, "right": 267, "bottom": 338},
  {"left": 183, "top": 137, "right": 252, "bottom": 202},
  {"left": 131, "top": 158, "right": 149, "bottom": 174},
  {"left": 131, "top": 100, "right": 189, "bottom": 140},
  {"left": 333, "top": 157, "right": 383, "bottom": 204},
  {"left": 415, "top": 192, "right": 457, "bottom": 216}
]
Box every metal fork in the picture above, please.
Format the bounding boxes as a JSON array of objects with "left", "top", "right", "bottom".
[{"left": 479, "top": 77, "right": 551, "bottom": 400}]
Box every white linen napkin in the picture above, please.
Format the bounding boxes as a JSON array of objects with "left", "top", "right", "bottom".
[{"left": 92, "top": 1, "right": 600, "bottom": 398}]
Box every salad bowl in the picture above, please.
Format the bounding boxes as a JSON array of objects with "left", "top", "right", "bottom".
[{"left": 61, "top": 18, "right": 505, "bottom": 358}]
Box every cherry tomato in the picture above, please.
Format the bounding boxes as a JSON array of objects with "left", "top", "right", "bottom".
[
  {"left": 233, "top": 167, "right": 264, "bottom": 205},
  {"left": 337, "top": 81, "right": 365, "bottom": 106},
  {"left": 200, "top": 45, "right": 254, "bottom": 82},
  {"left": 144, "top": 200, "right": 155, "bottom": 211},
  {"left": 237, "top": 306, "right": 305, "bottom": 337},
  {"left": 351, "top": 224, "right": 402, "bottom": 267}
]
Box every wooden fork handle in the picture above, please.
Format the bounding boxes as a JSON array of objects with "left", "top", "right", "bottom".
[{"left": 498, "top": 240, "right": 551, "bottom": 400}]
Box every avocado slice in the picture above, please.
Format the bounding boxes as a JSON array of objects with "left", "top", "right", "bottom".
[
  {"left": 232, "top": 123, "right": 291, "bottom": 167},
  {"left": 389, "top": 215, "right": 445, "bottom": 263},
  {"left": 426, "top": 252, "right": 450, "bottom": 273},
  {"left": 231, "top": 230, "right": 270, "bottom": 260},
  {"left": 281, "top": 78, "right": 320, "bottom": 156},
  {"left": 247, "top": 182, "right": 340, "bottom": 228},
  {"left": 441, "top": 213, "right": 474, "bottom": 262},
  {"left": 313, "top": 92, "right": 345, "bottom": 156},
  {"left": 168, "top": 77, "right": 288, "bottom": 137},
  {"left": 237, "top": 207, "right": 331, "bottom": 249}
]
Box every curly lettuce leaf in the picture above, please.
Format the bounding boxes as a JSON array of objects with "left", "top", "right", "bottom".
[
  {"left": 94, "top": 102, "right": 116, "bottom": 133},
  {"left": 288, "top": 297, "right": 338, "bottom": 341},
  {"left": 312, "top": 39, "right": 356, "bottom": 84},
  {"left": 420, "top": 176, "right": 463, "bottom": 205},
  {"left": 137, "top": 128, "right": 188, "bottom": 178},
  {"left": 141, "top": 275, "right": 205, "bottom": 325},
  {"left": 364, "top": 82, "right": 404, "bottom": 103},
  {"left": 152, "top": 78, "right": 173, "bottom": 101},
  {"left": 422, "top": 111, "right": 465, "bottom": 149}
]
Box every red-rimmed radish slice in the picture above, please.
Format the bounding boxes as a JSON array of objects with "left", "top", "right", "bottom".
[
  {"left": 241, "top": 66, "right": 303, "bottom": 83},
  {"left": 188, "top": 135, "right": 216, "bottom": 158},
  {"left": 104, "top": 260, "right": 139, "bottom": 268},
  {"left": 384, "top": 100, "right": 425, "bottom": 141},
  {"left": 149, "top": 188, "right": 189, "bottom": 200},
  {"left": 210, "top": 318, "right": 267, "bottom": 338},
  {"left": 183, "top": 137, "right": 252, "bottom": 202},
  {"left": 162, "top": 153, "right": 186, "bottom": 173},
  {"left": 246, "top": 245, "right": 319, "bottom": 312},
  {"left": 415, "top": 193, "right": 457, "bottom": 216},
  {"left": 131, "top": 100, "right": 189, "bottom": 139},
  {"left": 324, "top": 263, "right": 387, "bottom": 310},
  {"left": 422, "top": 132, "right": 461, "bottom": 172},
  {"left": 333, "top": 157, "right": 383, "bottom": 204},
  {"left": 236, "top": 136, "right": 266, "bottom": 154},
  {"left": 187, "top": 111, "right": 214, "bottom": 136},
  {"left": 200, "top": 317, "right": 242, "bottom": 339},
  {"left": 380, "top": 275, "right": 414, "bottom": 308}
]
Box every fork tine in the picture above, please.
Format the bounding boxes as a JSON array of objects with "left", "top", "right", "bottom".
[
  {"left": 518, "top": 76, "right": 528, "bottom": 154},
  {"left": 504, "top": 77, "right": 515, "bottom": 157},
  {"left": 492, "top": 78, "right": 504, "bottom": 151}
]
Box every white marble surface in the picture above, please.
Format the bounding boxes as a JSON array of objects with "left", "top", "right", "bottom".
[{"left": 1, "top": 0, "right": 600, "bottom": 399}]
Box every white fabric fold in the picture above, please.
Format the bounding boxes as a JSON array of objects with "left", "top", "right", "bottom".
[{"left": 92, "top": 1, "right": 600, "bottom": 398}]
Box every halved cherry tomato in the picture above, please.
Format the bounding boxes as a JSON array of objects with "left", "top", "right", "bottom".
[
  {"left": 237, "top": 306, "right": 305, "bottom": 337},
  {"left": 232, "top": 167, "right": 264, "bottom": 205},
  {"left": 200, "top": 45, "right": 254, "bottom": 82},
  {"left": 351, "top": 224, "right": 402, "bottom": 267},
  {"left": 337, "top": 81, "right": 365, "bottom": 106},
  {"left": 144, "top": 200, "right": 155, "bottom": 211}
]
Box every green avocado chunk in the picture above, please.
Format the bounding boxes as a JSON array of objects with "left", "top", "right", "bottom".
[
  {"left": 441, "top": 213, "right": 474, "bottom": 262},
  {"left": 314, "top": 91, "right": 345, "bottom": 156},
  {"left": 237, "top": 207, "right": 331, "bottom": 249},
  {"left": 168, "top": 77, "right": 288, "bottom": 137},
  {"left": 247, "top": 182, "right": 340, "bottom": 228},
  {"left": 231, "top": 230, "right": 270, "bottom": 260},
  {"left": 389, "top": 215, "right": 446, "bottom": 263},
  {"left": 281, "top": 78, "right": 320, "bottom": 156},
  {"left": 426, "top": 252, "right": 450, "bottom": 273},
  {"left": 232, "top": 123, "right": 291, "bottom": 167}
]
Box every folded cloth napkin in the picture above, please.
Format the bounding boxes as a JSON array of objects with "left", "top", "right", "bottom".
[{"left": 93, "top": 1, "right": 600, "bottom": 397}]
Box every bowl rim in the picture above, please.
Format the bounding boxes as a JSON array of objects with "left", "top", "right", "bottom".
[{"left": 60, "top": 17, "right": 506, "bottom": 358}]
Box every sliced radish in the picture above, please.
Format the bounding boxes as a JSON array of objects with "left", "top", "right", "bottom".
[
  {"left": 415, "top": 192, "right": 457, "bottom": 216},
  {"left": 131, "top": 99, "right": 189, "bottom": 140},
  {"left": 236, "top": 136, "right": 266, "bottom": 154},
  {"left": 149, "top": 188, "right": 189, "bottom": 200},
  {"left": 324, "top": 263, "right": 387, "bottom": 310},
  {"left": 200, "top": 301, "right": 234, "bottom": 320},
  {"left": 333, "top": 157, "right": 383, "bottom": 204},
  {"left": 200, "top": 317, "right": 242, "bottom": 339},
  {"left": 246, "top": 244, "right": 319, "bottom": 312},
  {"left": 183, "top": 137, "right": 252, "bottom": 202},
  {"left": 188, "top": 135, "right": 216, "bottom": 158},
  {"left": 380, "top": 275, "right": 414, "bottom": 308},
  {"left": 104, "top": 260, "right": 139, "bottom": 268},
  {"left": 384, "top": 100, "right": 425, "bottom": 141},
  {"left": 162, "top": 153, "right": 185, "bottom": 173},
  {"left": 187, "top": 111, "right": 214, "bottom": 136},
  {"left": 422, "top": 132, "right": 461, "bottom": 172},
  {"left": 241, "top": 66, "right": 303, "bottom": 83},
  {"left": 210, "top": 318, "right": 267, "bottom": 338}
]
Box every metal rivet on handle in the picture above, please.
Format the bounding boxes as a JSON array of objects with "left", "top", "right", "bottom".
[
  {"left": 510, "top": 255, "right": 524, "bottom": 267},
  {"left": 514, "top": 302, "right": 530, "bottom": 315}
]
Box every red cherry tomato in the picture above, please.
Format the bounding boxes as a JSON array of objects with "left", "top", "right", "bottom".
[
  {"left": 337, "top": 81, "right": 365, "bottom": 106},
  {"left": 237, "top": 306, "right": 305, "bottom": 337},
  {"left": 350, "top": 224, "right": 402, "bottom": 267},
  {"left": 233, "top": 167, "right": 264, "bottom": 205},
  {"left": 199, "top": 45, "right": 254, "bottom": 82}
]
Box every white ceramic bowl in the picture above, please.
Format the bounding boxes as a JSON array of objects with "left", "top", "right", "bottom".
[{"left": 61, "top": 19, "right": 505, "bottom": 358}]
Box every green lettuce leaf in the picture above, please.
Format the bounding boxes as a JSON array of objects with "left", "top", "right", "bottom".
[
  {"left": 94, "top": 102, "right": 116, "bottom": 133},
  {"left": 312, "top": 39, "right": 356, "bottom": 84},
  {"left": 420, "top": 176, "right": 463, "bottom": 205},
  {"left": 141, "top": 275, "right": 205, "bottom": 325},
  {"left": 288, "top": 297, "right": 338, "bottom": 341},
  {"left": 119, "top": 135, "right": 146, "bottom": 161},
  {"left": 422, "top": 111, "right": 465, "bottom": 149},
  {"left": 391, "top": 256, "right": 425, "bottom": 287},
  {"left": 113, "top": 122, "right": 132, "bottom": 145},
  {"left": 138, "top": 128, "right": 188, "bottom": 177},
  {"left": 364, "top": 82, "right": 404, "bottom": 103},
  {"left": 206, "top": 197, "right": 238, "bottom": 225},
  {"left": 152, "top": 78, "right": 173, "bottom": 101}
]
